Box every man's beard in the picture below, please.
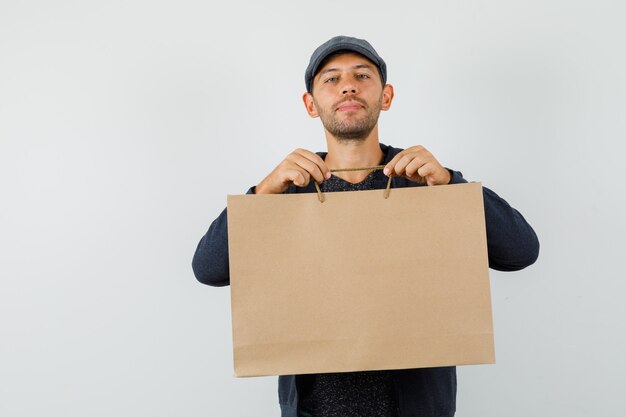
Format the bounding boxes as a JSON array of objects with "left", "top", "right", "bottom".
[{"left": 314, "top": 95, "right": 382, "bottom": 142}]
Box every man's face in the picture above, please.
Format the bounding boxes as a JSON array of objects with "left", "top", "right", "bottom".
[{"left": 303, "top": 52, "right": 393, "bottom": 141}]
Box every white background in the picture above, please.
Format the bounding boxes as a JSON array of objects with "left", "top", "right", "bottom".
[{"left": 1, "top": 1, "right": 625, "bottom": 416}]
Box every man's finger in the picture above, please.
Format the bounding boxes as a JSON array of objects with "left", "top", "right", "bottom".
[
  {"left": 393, "top": 154, "right": 420, "bottom": 177},
  {"left": 291, "top": 153, "right": 327, "bottom": 184},
  {"left": 285, "top": 168, "right": 310, "bottom": 187},
  {"left": 416, "top": 162, "right": 435, "bottom": 179},
  {"left": 294, "top": 148, "right": 331, "bottom": 180},
  {"left": 383, "top": 152, "right": 404, "bottom": 176},
  {"left": 405, "top": 157, "right": 428, "bottom": 178}
]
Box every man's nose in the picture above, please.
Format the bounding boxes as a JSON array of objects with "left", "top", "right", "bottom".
[{"left": 341, "top": 81, "right": 358, "bottom": 95}]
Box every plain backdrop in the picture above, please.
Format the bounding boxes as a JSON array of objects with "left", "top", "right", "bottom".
[{"left": 1, "top": 1, "right": 625, "bottom": 416}]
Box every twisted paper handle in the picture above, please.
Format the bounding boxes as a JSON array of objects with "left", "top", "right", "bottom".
[{"left": 313, "top": 165, "right": 393, "bottom": 203}]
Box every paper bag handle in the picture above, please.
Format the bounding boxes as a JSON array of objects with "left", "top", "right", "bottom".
[{"left": 313, "top": 165, "right": 393, "bottom": 203}]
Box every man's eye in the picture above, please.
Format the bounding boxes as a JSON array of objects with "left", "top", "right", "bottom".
[
  {"left": 325, "top": 77, "right": 337, "bottom": 83},
  {"left": 357, "top": 74, "right": 370, "bottom": 79}
]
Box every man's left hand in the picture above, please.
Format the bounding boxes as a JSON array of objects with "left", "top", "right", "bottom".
[{"left": 383, "top": 145, "right": 451, "bottom": 186}]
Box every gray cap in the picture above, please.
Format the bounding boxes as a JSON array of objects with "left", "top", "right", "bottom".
[{"left": 305, "top": 35, "right": 387, "bottom": 93}]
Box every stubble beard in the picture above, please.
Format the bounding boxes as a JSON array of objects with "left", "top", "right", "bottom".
[{"left": 314, "top": 95, "right": 383, "bottom": 142}]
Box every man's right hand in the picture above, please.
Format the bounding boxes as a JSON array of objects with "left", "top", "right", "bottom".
[{"left": 255, "top": 148, "right": 331, "bottom": 194}]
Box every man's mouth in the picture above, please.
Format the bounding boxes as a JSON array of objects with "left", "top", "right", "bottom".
[{"left": 336, "top": 101, "right": 364, "bottom": 112}]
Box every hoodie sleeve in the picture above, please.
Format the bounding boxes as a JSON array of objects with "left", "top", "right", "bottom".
[
  {"left": 448, "top": 169, "right": 540, "bottom": 271},
  {"left": 191, "top": 186, "right": 256, "bottom": 287}
]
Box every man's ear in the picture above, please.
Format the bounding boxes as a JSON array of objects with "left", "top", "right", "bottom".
[
  {"left": 302, "top": 92, "right": 319, "bottom": 118},
  {"left": 380, "top": 84, "right": 395, "bottom": 111}
]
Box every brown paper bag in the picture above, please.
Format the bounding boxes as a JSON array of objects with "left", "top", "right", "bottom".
[{"left": 227, "top": 182, "right": 494, "bottom": 377}]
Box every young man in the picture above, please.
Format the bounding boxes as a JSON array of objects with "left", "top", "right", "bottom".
[{"left": 193, "top": 35, "right": 539, "bottom": 417}]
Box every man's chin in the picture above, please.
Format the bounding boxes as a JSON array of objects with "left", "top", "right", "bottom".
[
  {"left": 331, "top": 127, "right": 373, "bottom": 141},
  {"left": 321, "top": 117, "right": 377, "bottom": 141}
]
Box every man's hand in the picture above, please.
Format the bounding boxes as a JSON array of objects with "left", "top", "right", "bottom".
[
  {"left": 255, "top": 148, "right": 331, "bottom": 194},
  {"left": 383, "top": 145, "right": 451, "bottom": 186}
]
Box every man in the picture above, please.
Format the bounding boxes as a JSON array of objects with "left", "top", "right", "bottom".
[{"left": 193, "top": 35, "right": 539, "bottom": 417}]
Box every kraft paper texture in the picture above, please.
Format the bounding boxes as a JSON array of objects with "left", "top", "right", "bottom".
[{"left": 227, "top": 182, "right": 494, "bottom": 377}]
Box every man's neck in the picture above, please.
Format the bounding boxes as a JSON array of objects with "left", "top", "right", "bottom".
[{"left": 323, "top": 127, "right": 384, "bottom": 184}]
